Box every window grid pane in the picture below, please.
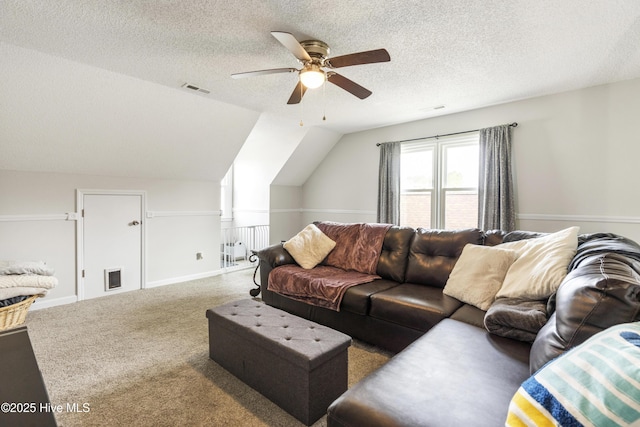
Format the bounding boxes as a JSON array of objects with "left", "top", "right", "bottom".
[
  {"left": 443, "top": 189, "right": 478, "bottom": 229},
  {"left": 400, "top": 191, "right": 432, "bottom": 229},
  {"left": 400, "top": 148, "right": 434, "bottom": 191},
  {"left": 443, "top": 144, "right": 479, "bottom": 189}
]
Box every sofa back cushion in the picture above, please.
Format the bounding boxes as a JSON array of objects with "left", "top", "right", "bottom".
[
  {"left": 405, "top": 228, "right": 484, "bottom": 287},
  {"left": 529, "top": 234, "right": 640, "bottom": 373},
  {"left": 376, "top": 226, "right": 416, "bottom": 282},
  {"left": 483, "top": 229, "right": 506, "bottom": 246},
  {"left": 502, "top": 230, "right": 548, "bottom": 243},
  {"left": 315, "top": 221, "right": 391, "bottom": 274}
]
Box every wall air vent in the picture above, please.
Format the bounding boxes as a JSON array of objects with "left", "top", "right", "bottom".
[
  {"left": 181, "top": 83, "right": 211, "bottom": 95},
  {"left": 105, "top": 268, "right": 122, "bottom": 291}
]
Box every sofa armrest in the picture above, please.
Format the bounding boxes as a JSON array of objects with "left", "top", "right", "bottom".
[
  {"left": 529, "top": 252, "right": 640, "bottom": 373},
  {"left": 257, "top": 243, "right": 296, "bottom": 269},
  {"left": 254, "top": 244, "right": 297, "bottom": 299}
]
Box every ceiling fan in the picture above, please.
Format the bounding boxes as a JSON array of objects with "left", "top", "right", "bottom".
[{"left": 232, "top": 31, "right": 390, "bottom": 104}]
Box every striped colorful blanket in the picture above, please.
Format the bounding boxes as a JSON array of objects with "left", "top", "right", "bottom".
[{"left": 506, "top": 322, "right": 640, "bottom": 426}]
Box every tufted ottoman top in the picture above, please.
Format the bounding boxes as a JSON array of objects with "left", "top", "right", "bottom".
[{"left": 207, "top": 299, "right": 351, "bottom": 370}]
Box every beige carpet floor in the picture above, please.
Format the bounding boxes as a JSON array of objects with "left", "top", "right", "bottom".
[{"left": 24, "top": 269, "right": 391, "bottom": 426}]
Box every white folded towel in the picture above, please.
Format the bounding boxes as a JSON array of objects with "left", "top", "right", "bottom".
[
  {"left": 0, "top": 275, "right": 58, "bottom": 299},
  {"left": 0, "top": 260, "right": 55, "bottom": 276}
]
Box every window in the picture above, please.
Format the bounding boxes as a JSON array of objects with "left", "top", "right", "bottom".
[{"left": 400, "top": 132, "right": 479, "bottom": 229}]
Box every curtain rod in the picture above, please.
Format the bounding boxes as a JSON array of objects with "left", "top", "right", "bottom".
[{"left": 375, "top": 122, "right": 518, "bottom": 146}]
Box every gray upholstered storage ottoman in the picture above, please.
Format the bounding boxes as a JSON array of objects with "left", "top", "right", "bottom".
[{"left": 206, "top": 299, "right": 351, "bottom": 425}]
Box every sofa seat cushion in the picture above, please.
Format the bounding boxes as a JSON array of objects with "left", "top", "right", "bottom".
[
  {"left": 340, "top": 279, "right": 400, "bottom": 316},
  {"left": 369, "top": 283, "right": 462, "bottom": 331},
  {"left": 327, "top": 319, "right": 532, "bottom": 427},
  {"left": 450, "top": 303, "right": 486, "bottom": 328}
]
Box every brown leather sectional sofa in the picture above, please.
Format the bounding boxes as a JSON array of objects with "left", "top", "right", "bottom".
[{"left": 256, "top": 226, "right": 640, "bottom": 426}]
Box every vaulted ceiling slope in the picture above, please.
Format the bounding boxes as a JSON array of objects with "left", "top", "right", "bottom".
[
  {"left": 2, "top": 1, "right": 640, "bottom": 135},
  {"left": 1, "top": 42, "right": 260, "bottom": 181}
]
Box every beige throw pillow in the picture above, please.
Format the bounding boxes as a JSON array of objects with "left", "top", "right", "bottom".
[
  {"left": 495, "top": 226, "right": 579, "bottom": 300},
  {"left": 283, "top": 224, "right": 336, "bottom": 269},
  {"left": 443, "top": 244, "right": 518, "bottom": 311}
]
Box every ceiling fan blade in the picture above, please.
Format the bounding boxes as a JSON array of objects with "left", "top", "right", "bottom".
[
  {"left": 327, "top": 73, "right": 372, "bottom": 99},
  {"left": 231, "top": 68, "right": 297, "bottom": 79},
  {"left": 287, "top": 80, "right": 308, "bottom": 104},
  {"left": 326, "top": 49, "right": 390, "bottom": 68},
  {"left": 271, "top": 31, "right": 312, "bottom": 62}
]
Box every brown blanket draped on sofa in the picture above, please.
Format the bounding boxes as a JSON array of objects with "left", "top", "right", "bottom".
[
  {"left": 316, "top": 221, "right": 391, "bottom": 274},
  {"left": 268, "top": 265, "right": 381, "bottom": 311},
  {"left": 268, "top": 222, "right": 392, "bottom": 311}
]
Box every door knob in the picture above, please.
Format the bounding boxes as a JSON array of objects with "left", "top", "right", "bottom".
[{"left": 129, "top": 220, "right": 140, "bottom": 226}]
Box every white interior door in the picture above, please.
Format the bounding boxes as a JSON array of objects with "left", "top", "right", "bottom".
[{"left": 82, "top": 193, "right": 143, "bottom": 300}]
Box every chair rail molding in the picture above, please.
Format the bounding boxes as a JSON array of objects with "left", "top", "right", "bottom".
[
  {"left": 146, "top": 210, "right": 221, "bottom": 218},
  {"left": 517, "top": 213, "right": 640, "bottom": 224},
  {"left": 301, "top": 208, "right": 377, "bottom": 215},
  {"left": 0, "top": 213, "right": 74, "bottom": 222}
]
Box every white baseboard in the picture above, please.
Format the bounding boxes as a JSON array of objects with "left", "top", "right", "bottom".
[
  {"left": 145, "top": 270, "right": 223, "bottom": 288},
  {"left": 26, "top": 271, "right": 225, "bottom": 310},
  {"left": 31, "top": 295, "right": 78, "bottom": 310}
]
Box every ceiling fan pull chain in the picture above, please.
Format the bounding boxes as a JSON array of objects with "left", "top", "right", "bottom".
[
  {"left": 322, "top": 79, "right": 327, "bottom": 121},
  {"left": 300, "top": 79, "right": 305, "bottom": 126}
]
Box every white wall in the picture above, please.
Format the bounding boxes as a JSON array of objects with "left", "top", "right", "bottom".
[
  {"left": 1, "top": 42, "right": 260, "bottom": 182},
  {"left": 267, "top": 127, "right": 342, "bottom": 243},
  {"left": 1, "top": 43, "right": 261, "bottom": 307},
  {"left": 0, "top": 170, "right": 222, "bottom": 307},
  {"left": 232, "top": 118, "right": 341, "bottom": 232},
  {"left": 269, "top": 185, "right": 303, "bottom": 244},
  {"left": 301, "top": 129, "right": 379, "bottom": 226},
  {"left": 302, "top": 78, "right": 640, "bottom": 243},
  {"left": 232, "top": 114, "right": 308, "bottom": 227}
]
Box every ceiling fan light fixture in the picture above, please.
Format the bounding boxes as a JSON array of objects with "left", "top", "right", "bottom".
[
  {"left": 234, "top": 32, "right": 390, "bottom": 105},
  {"left": 300, "top": 65, "right": 325, "bottom": 89}
]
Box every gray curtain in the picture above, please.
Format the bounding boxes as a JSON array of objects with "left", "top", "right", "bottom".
[
  {"left": 478, "top": 124, "right": 515, "bottom": 231},
  {"left": 377, "top": 141, "right": 401, "bottom": 224}
]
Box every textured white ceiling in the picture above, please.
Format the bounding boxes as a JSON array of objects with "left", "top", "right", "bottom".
[{"left": 2, "top": 0, "right": 640, "bottom": 134}]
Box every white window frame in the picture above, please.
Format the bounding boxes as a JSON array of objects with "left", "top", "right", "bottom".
[{"left": 401, "top": 132, "right": 479, "bottom": 229}]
